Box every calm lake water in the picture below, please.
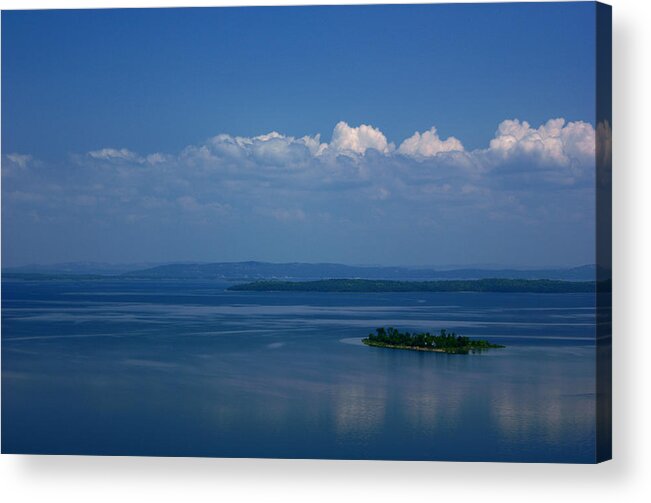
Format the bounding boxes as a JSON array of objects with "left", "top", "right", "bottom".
[{"left": 1, "top": 279, "right": 597, "bottom": 462}]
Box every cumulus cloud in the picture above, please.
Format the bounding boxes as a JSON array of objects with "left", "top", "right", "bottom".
[
  {"left": 483, "top": 118, "right": 595, "bottom": 169},
  {"left": 328, "top": 121, "right": 393, "bottom": 156},
  {"left": 398, "top": 127, "right": 464, "bottom": 158},
  {"left": 199, "top": 131, "right": 326, "bottom": 169}
]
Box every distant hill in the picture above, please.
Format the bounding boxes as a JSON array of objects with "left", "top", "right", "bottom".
[
  {"left": 120, "top": 261, "right": 599, "bottom": 281},
  {"left": 2, "top": 261, "right": 162, "bottom": 275}
]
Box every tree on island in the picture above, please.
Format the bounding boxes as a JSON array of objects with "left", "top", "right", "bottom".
[{"left": 362, "top": 327, "right": 503, "bottom": 354}]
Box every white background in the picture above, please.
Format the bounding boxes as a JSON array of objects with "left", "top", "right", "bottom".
[{"left": 0, "top": 0, "right": 649, "bottom": 501}]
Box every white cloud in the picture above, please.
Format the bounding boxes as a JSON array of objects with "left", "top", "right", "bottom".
[
  {"left": 301, "top": 134, "right": 328, "bottom": 157},
  {"left": 203, "top": 131, "right": 326, "bottom": 168},
  {"left": 6, "top": 117, "right": 597, "bottom": 231},
  {"left": 146, "top": 152, "right": 170, "bottom": 165},
  {"left": 560, "top": 120, "right": 595, "bottom": 162},
  {"left": 82, "top": 119, "right": 592, "bottom": 182},
  {"left": 484, "top": 118, "right": 595, "bottom": 168},
  {"left": 88, "top": 148, "right": 142, "bottom": 162},
  {"left": 65, "top": 118, "right": 597, "bottom": 222},
  {"left": 248, "top": 133, "right": 316, "bottom": 167},
  {"left": 6, "top": 153, "right": 33, "bottom": 169},
  {"left": 398, "top": 127, "right": 464, "bottom": 158},
  {"left": 328, "top": 121, "right": 392, "bottom": 155},
  {"left": 4, "top": 117, "right": 601, "bottom": 267}
]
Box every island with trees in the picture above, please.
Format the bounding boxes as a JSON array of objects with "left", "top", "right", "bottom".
[{"left": 362, "top": 327, "right": 505, "bottom": 354}]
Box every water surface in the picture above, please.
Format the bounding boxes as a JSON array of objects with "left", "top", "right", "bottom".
[{"left": 2, "top": 279, "right": 597, "bottom": 462}]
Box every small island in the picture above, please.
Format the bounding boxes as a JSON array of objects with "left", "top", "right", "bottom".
[{"left": 362, "top": 327, "right": 505, "bottom": 354}]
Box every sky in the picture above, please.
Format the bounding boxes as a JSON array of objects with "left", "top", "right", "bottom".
[{"left": 1, "top": 3, "right": 606, "bottom": 268}]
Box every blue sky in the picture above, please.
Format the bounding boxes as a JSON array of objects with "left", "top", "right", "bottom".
[{"left": 2, "top": 3, "right": 604, "bottom": 268}]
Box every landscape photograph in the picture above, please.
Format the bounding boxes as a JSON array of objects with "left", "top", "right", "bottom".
[{"left": 1, "top": 3, "right": 611, "bottom": 462}]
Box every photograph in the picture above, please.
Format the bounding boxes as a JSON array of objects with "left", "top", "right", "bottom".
[{"left": 2, "top": 1, "right": 611, "bottom": 463}]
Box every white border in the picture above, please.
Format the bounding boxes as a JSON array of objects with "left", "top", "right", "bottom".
[{"left": 1, "top": 1, "right": 650, "bottom": 502}]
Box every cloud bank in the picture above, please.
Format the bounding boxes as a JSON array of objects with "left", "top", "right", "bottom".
[{"left": 2, "top": 117, "right": 603, "bottom": 266}]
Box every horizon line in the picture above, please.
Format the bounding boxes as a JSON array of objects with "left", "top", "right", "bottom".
[{"left": 2, "top": 260, "right": 598, "bottom": 271}]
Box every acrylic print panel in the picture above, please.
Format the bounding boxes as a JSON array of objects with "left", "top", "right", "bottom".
[{"left": 1, "top": 2, "right": 611, "bottom": 463}]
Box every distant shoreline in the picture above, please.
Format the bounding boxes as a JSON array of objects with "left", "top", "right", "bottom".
[
  {"left": 1, "top": 274, "right": 610, "bottom": 294},
  {"left": 2, "top": 261, "right": 603, "bottom": 282},
  {"left": 227, "top": 278, "right": 601, "bottom": 293}
]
